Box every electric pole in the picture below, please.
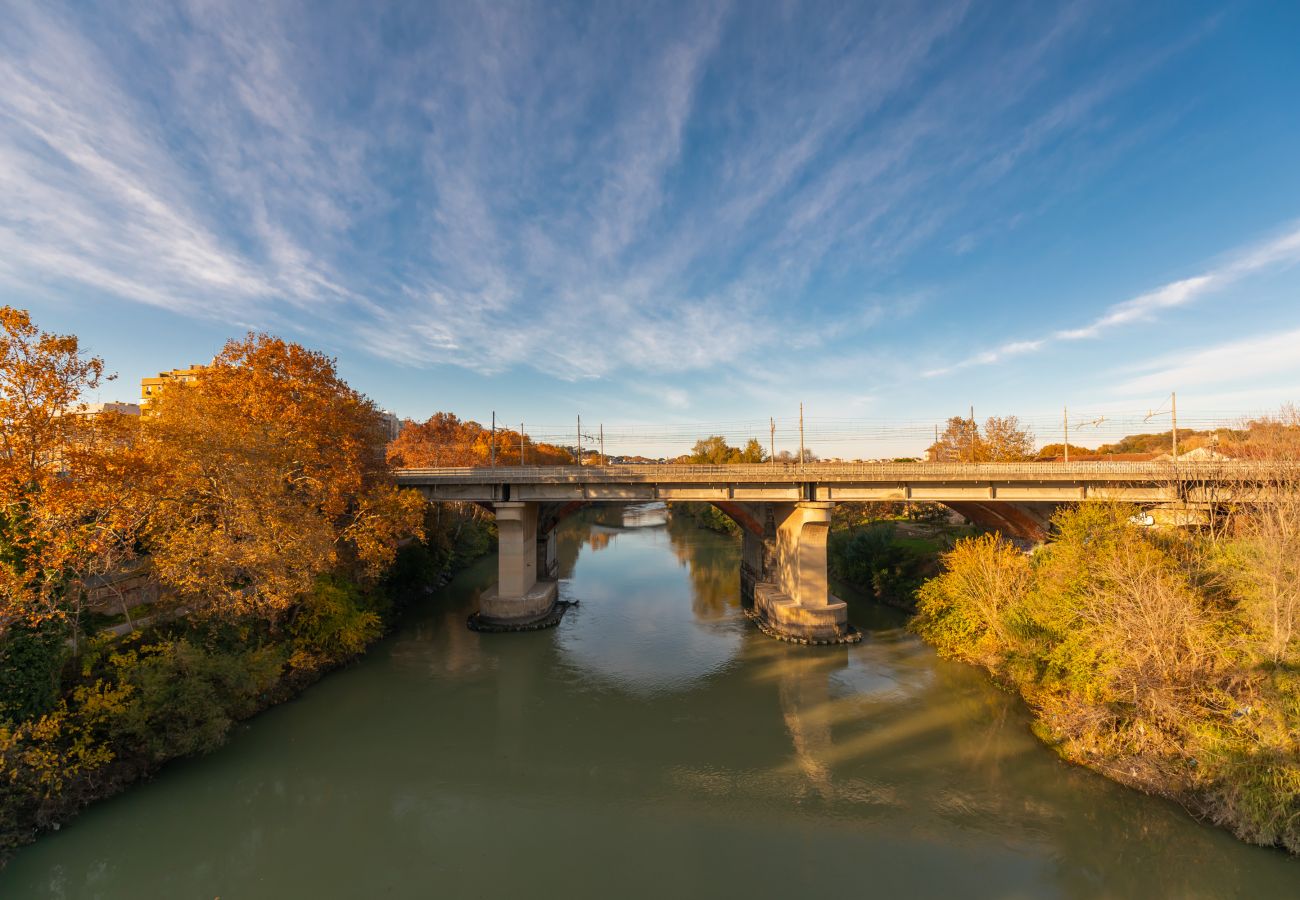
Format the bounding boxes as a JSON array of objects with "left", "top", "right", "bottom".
[
  {"left": 599, "top": 423, "right": 605, "bottom": 467},
  {"left": 490, "top": 411, "right": 496, "bottom": 468},
  {"left": 799, "top": 402, "right": 805, "bottom": 466},
  {"left": 520, "top": 421, "right": 525, "bottom": 466},
  {"left": 577, "top": 414, "right": 582, "bottom": 466},
  {"left": 770, "top": 416, "right": 775, "bottom": 465},
  {"left": 1171, "top": 391, "right": 1178, "bottom": 459},
  {"left": 1064, "top": 405, "right": 1069, "bottom": 464},
  {"left": 969, "top": 405, "right": 975, "bottom": 463}
]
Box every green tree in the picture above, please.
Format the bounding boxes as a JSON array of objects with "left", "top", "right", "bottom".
[{"left": 687, "top": 435, "right": 767, "bottom": 464}]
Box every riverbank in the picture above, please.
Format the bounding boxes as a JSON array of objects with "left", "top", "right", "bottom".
[
  {"left": 0, "top": 515, "right": 495, "bottom": 865},
  {"left": 821, "top": 500, "right": 1300, "bottom": 856},
  {"left": 910, "top": 503, "right": 1300, "bottom": 855}
]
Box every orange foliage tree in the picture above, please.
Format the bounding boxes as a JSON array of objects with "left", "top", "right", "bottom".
[
  {"left": 0, "top": 307, "right": 149, "bottom": 635},
  {"left": 388, "top": 412, "right": 574, "bottom": 467},
  {"left": 142, "top": 334, "right": 424, "bottom": 621}
]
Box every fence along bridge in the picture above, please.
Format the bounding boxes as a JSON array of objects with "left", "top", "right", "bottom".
[{"left": 396, "top": 461, "right": 1242, "bottom": 644}]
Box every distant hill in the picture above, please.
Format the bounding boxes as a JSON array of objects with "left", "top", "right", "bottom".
[{"left": 1037, "top": 416, "right": 1297, "bottom": 461}]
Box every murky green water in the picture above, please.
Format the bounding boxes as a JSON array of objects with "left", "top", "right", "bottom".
[{"left": 3, "top": 505, "right": 1297, "bottom": 898}]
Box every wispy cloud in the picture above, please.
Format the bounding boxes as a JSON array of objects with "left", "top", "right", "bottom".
[
  {"left": 0, "top": 0, "right": 1230, "bottom": 405},
  {"left": 925, "top": 222, "right": 1300, "bottom": 376},
  {"left": 1111, "top": 327, "right": 1300, "bottom": 397}
]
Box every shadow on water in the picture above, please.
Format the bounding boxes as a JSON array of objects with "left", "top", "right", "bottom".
[{"left": 2, "top": 504, "right": 1297, "bottom": 898}]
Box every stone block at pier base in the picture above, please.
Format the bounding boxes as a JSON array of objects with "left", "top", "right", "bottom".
[
  {"left": 476, "top": 579, "right": 559, "bottom": 627},
  {"left": 752, "top": 581, "right": 857, "bottom": 645}
]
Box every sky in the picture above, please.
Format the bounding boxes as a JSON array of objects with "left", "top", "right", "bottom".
[{"left": 3, "top": 1, "right": 1299, "bottom": 457}]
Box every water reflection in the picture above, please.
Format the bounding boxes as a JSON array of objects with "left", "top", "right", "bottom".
[
  {"left": 3, "top": 504, "right": 1299, "bottom": 899},
  {"left": 665, "top": 509, "right": 743, "bottom": 620},
  {"left": 554, "top": 507, "right": 743, "bottom": 694},
  {"left": 622, "top": 501, "right": 668, "bottom": 528}
]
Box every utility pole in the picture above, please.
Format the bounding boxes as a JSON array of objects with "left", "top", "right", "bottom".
[
  {"left": 790, "top": 403, "right": 800, "bottom": 468},
  {"left": 520, "top": 421, "right": 525, "bottom": 466},
  {"left": 1171, "top": 391, "right": 1178, "bottom": 459},
  {"left": 770, "top": 416, "right": 775, "bottom": 465},
  {"left": 969, "top": 405, "right": 976, "bottom": 464},
  {"left": 934, "top": 423, "right": 940, "bottom": 462},
  {"left": 577, "top": 414, "right": 582, "bottom": 466},
  {"left": 1064, "top": 405, "right": 1069, "bottom": 464},
  {"left": 490, "top": 411, "right": 496, "bottom": 468},
  {"left": 599, "top": 423, "right": 605, "bottom": 466}
]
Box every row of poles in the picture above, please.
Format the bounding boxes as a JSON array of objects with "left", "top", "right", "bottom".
[
  {"left": 486, "top": 404, "right": 810, "bottom": 467},
  {"left": 934, "top": 391, "right": 1178, "bottom": 463},
  {"left": 486, "top": 393, "right": 1179, "bottom": 467}
]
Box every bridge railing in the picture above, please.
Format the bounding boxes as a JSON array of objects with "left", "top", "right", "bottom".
[{"left": 395, "top": 460, "right": 1261, "bottom": 481}]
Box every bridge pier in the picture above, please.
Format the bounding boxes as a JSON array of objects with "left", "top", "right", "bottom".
[
  {"left": 750, "top": 502, "right": 854, "bottom": 644},
  {"left": 477, "top": 502, "right": 558, "bottom": 626}
]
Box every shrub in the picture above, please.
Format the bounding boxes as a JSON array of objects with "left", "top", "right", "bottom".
[
  {"left": 290, "top": 576, "right": 383, "bottom": 663},
  {"left": 913, "top": 532, "right": 1030, "bottom": 665},
  {"left": 0, "top": 620, "right": 69, "bottom": 721},
  {"left": 107, "top": 640, "right": 283, "bottom": 761}
]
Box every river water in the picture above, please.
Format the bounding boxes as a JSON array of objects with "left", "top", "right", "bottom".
[{"left": 3, "top": 505, "right": 1296, "bottom": 898}]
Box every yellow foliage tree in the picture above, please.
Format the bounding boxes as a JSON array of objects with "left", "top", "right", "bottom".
[
  {"left": 0, "top": 307, "right": 149, "bottom": 635},
  {"left": 142, "top": 334, "right": 424, "bottom": 621}
]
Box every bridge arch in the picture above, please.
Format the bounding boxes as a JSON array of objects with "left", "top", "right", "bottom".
[{"left": 940, "top": 500, "right": 1057, "bottom": 542}]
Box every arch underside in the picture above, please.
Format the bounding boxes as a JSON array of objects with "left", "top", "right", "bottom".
[{"left": 942, "top": 500, "right": 1057, "bottom": 542}]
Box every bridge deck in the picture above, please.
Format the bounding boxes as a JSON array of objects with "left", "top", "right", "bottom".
[{"left": 396, "top": 461, "right": 1242, "bottom": 504}]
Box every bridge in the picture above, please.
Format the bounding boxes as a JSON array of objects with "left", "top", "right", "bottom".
[{"left": 396, "top": 461, "right": 1244, "bottom": 644}]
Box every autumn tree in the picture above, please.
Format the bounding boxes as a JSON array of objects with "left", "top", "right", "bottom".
[
  {"left": 982, "top": 415, "right": 1035, "bottom": 461},
  {"left": 387, "top": 413, "right": 572, "bottom": 467},
  {"left": 0, "top": 307, "right": 148, "bottom": 637},
  {"left": 1217, "top": 406, "right": 1300, "bottom": 664},
  {"left": 142, "top": 334, "right": 424, "bottom": 622},
  {"left": 931, "top": 414, "right": 1034, "bottom": 462},
  {"left": 687, "top": 435, "right": 768, "bottom": 464}
]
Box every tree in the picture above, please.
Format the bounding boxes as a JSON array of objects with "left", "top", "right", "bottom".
[
  {"left": 933, "top": 415, "right": 979, "bottom": 462},
  {"left": 1036, "top": 443, "right": 1096, "bottom": 460},
  {"left": 142, "top": 334, "right": 424, "bottom": 622},
  {"left": 1218, "top": 406, "right": 1300, "bottom": 664},
  {"left": 387, "top": 413, "right": 572, "bottom": 467},
  {"left": 737, "top": 438, "right": 767, "bottom": 463},
  {"left": 687, "top": 435, "right": 768, "bottom": 464},
  {"left": 931, "top": 414, "right": 1034, "bottom": 462},
  {"left": 0, "top": 307, "right": 147, "bottom": 637},
  {"left": 982, "top": 415, "right": 1035, "bottom": 461}
]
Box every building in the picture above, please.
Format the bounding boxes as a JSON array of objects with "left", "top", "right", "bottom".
[
  {"left": 73, "top": 401, "right": 142, "bottom": 417},
  {"left": 141, "top": 364, "right": 206, "bottom": 408},
  {"left": 379, "top": 410, "right": 403, "bottom": 442}
]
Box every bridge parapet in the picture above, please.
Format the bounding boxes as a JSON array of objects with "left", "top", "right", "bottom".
[{"left": 397, "top": 461, "right": 1249, "bottom": 505}]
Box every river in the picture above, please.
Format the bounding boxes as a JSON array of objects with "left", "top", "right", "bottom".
[{"left": 2, "top": 504, "right": 1296, "bottom": 898}]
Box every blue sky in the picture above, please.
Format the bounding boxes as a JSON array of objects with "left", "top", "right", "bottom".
[{"left": 3, "top": 1, "right": 1299, "bottom": 456}]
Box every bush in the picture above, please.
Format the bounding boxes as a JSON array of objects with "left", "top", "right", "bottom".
[
  {"left": 829, "top": 524, "right": 927, "bottom": 601},
  {"left": 290, "top": 576, "right": 383, "bottom": 663},
  {"left": 909, "top": 502, "right": 1300, "bottom": 852},
  {"left": 0, "top": 620, "right": 69, "bottom": 721},
  {"left": 912, "top": 532, "right": 1029, "bottom": 663},
  {"left": 106, "top": 640, "right": 284, "bottom": 761}
]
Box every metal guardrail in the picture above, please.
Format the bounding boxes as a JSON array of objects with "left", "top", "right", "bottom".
[{"left": 395, "top": 460, "right": 1258, "bottom": 483}]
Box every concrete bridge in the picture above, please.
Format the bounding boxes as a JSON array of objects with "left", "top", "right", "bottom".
[{"left": 396, "top": 461, "right": 1243, "bottom": 644}]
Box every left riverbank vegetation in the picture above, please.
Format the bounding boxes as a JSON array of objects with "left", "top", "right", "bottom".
[{"left": 0, "top": 307, "right": 494, "bottom": 862}]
